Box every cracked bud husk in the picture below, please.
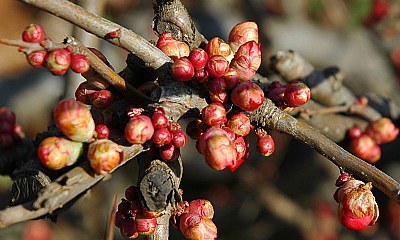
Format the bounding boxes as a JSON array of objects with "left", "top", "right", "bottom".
[
  {"left": 70, "top": 53, "right": 90, "bottom": 73},
  {"left": 198, "top": 127, "right": 237, "bottom": 170},
  {"left": 45, "top": 48, "right": 71, "bottom": 75},
  {"left": 26, "top": 50, "right": 47, "bottom": 68},
  {"left": 349, "top": 134, "right": 381, "bottom": 163},
  {"left": 188, "top": 199, "right": 214, "bottom": 219},
  {"left": 365, "top": 117, "right": 399, "bottom": 144},
  {"left": 206, "top": 55, "right": 230, "bottom": 78},
  {"left": 205, "top": 37, "right": 234, "bottom": 62},
  {"left": 230, "top": 40, "right": 261, "bottom": 81},
  {"left": 283, "top": 80, "right": 311, "bottom": 107},
  {"left": 231, "top": 81, "right": 264, "bottom": 111},
  {"left": 171, "top": 57, "right": 195, "bottom": 81},
  {"left": 125, "top": 115, "right": 154, "bottom": 144},
  {"left": 179, "top": 213, "right": 217, "bottom": 240},
  {"left": 229, "top": 21, "right": 259, "bottom": 53},
  {"left": 87, "top": 139, "right": 122, "bottom": 174},
  {"left": 38, "top": 136, "right": 83, "bottom": 170},
  {"left": 156, "top": 32, "right": 190, "bottom": 60},
  {"left": 201, "top": 103, "right": 227, "bottom": 127},
  {"left": 54, "top": 99, "right": 95, "bottom": 142},
  {"left": 335, "top": 179, "right": 379, "bottom": 231},
  {"left": 22, "top": 23, "right": 45, "bottom": 43},
  {"left": 135, "top": 214, "right": 157, "bottom": 235}
]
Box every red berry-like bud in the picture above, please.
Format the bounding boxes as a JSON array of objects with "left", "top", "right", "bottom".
[
  {"left": 223, "top": 68, "right": 240, "bottom": 90},
  {"left": 125, "top": 115, "right": 154, "bottom": 144},
  {"left": 188, "top": 199, "right": 214, "bottom": 219},
  {"left": 205, "top": 37, "right": 234, "bottom": 62},
  {"left": 206, "top": 55, "right": 230, "bottom": 78},
  {"left": 256, "top": 128, "right": 275, "bottom": 157},
  {"left": 152, "top": 127, "right": 172, "bottom": 147},
  {"left": 87, "top": 139, "right": 122, "bottom": 174},
  {"left": 70, "top": 54, "right": 90, "bottom": 73},
  {"left": 91, "top": 89, "right": 114, "bottom": 109},
  {"left": 151, "top": 111, "right": 169, "bottom": 129},
  {"left": 45, "top": 48, "right": 71, "bottom": 75},
  {"left": 189, "top": 48, "right": 209, "bottom": 70},
  {"left": 350, "top": 134, "right": 381, "bottom": 163},
  {"left": 95, "top": 124, "right": 110, "bottom": 139},
  {"left": 222, "top": 126, "right": 236, "bottom": 141},
  {"left": 267, "top": 81, "right": 286, "bottom": 104},
  {"left": 229, "top": 21, "right": 259, "bottom": 53},
  {"left": 159, "top": 143, "right": 180, "bottom": 161},
  {"left": 171, "top": 129, "right": 187, "bottom": 148},
  {"left": 198, "top": 127, "right": 237, "bottom": 170},
  {"left": 75, "top": 81, "right": 98, "bottom": 105},
  {"left": 226, "top": 112, "right": 251, "bottom": 136},
  {"left": 230, "top": 40, "right": 261, "bottom": 81},
  {"left": 22, "top": 24, "right": 45, "bottom": 43},
  {"left": 186, "top": 119, "right": 207, "bottom": 140},
  {"left": 231, "top": 81, "right": 264, "bottom": 111},
  {"left": 156, "top": 32, "right": 190, "bottom": 59},
  {"left": 193, "top": 69, "right": 209, "bottom": 83},
  {"left": 283, "top": 80, "right": 311, "bottom": 107},
  {"left": 38, "top": 136, "right": 83, "bottom": 170},
  {"left": 347, "top": 125, "right": 363, "bottom": 139},
  {"left": 26, "top": 50, "right": 47, "bottom": 68},
  {"left": 179, "top": 213, "right": 218, "bottom": 240},
  {"left": 54, "top": 99, "right": 95, "bottom": 142},
  {"left": 171, "top": 57, "right": 195, "bottom": 81},
  {"left": 208, "top": 77, "right": 228, "bottom": 104},
  {"left": 0, "top": 121, "right": 13, "bottom": 134},
  {"left": 135, "top": 214, "right": 157, "bottom": 235},
  {"left": 120, "top": 219, "right": 139, "bottom": 239},
  {"left": 201, "top": 103, "right": 227, "bottom": 127},
  {"left": 335, "top": 172, "right": 353, "bottom": 187},
  {"left": 365, "top": 118, "right": 399, "bottom": 144}
]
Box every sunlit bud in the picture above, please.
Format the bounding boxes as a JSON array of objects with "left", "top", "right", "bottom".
[
  {"left": 365, "top": 118, "right": 399, "bottom": 144},
  {"left": 70, "top": 54, "right": 90, "bottom": 73},
  {"left": 283, "top": 80, "right": 311, "bottom": 107},
  {"left": 205, "top": 37, "right": 234, "bottom": 62},
  {"left": 156, "top": 32, "right": 190, "bottom": 59},
  {"left": 201, "top": 102, "right": 227, "bottom": 127},
  {"left": 45, "top": 48, "right": 71, "bottom": 75},
  {"left": 226, "top": 112, "right": 251, "bottom": 136},
  {"left": 188, "top": 199, "right": 214, "bottom": 219},
  {"left": 26, "top": 50, "right": 47, "bottom": 68},
  {"left": 171, "top": 57, "right": 195, "bottom": 81},
  {"left": 230, "top": 41, "right": 261, "bottom": 81},
  {"left": 206, "top": 55, "right": 229, "bottom": 78},
  {"left": 231, "top": 81, "right": 264, "bottom": 111},
  {"left": 87, "top": 139, "right": 122, "bottom": 174},
  {"left": 229, "top": 21, "right": 259, "bottom": 53},
  {"left": 125, "top": 115, "right": 154, "bottom": 144},
  {"left": 179, "top": 213, "right": 218, "bottom": 240},
  {"left": 189, "top": 48, "right": 209, "bottom": 70},
  {"left": 22, "top": 23, "right": 45, "bottom": 43},
  {"left": 349, "top": 134, "right": 381, "bottom": 163}
]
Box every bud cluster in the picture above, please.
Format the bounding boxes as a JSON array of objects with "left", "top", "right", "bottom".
[
  {"left": 267, "top": 80, "right": 311, "bottom": 110},
  {"left": 124, "top": 107, "right": 187, "bottom": 162},
  {"left": 0, "top": 107, "right": 25, "bottom": 149},
  {"left": 347, "top": 117, "right": 399, "bottom": 163},
  {"left": 333, "top": 173, "right": 379, "bottom": 231},
  {"left": 116, "top": 185, "right": 159, "bottom": 238},
  {"left": 21, "top": 24, "right": 90, "bottom": 75}
]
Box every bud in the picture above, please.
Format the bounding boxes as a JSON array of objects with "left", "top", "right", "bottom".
[
  {"left": 229, "top": 21, "right": 259, "bottom": 53},
  {"left": 256, "top": 128, "right": 275, "bottom": 157},
  {"left": 206, "top": 55, "right": 229, "bottom": 78},
  {"left": 22, "top": 24, "right": 45, "bottom": 43},
  {"left": 54, "top": 99, "right": 95, "bottom": 142},
  {"left": 335, "top": 172, "right": 352, "bottom": 187},
  {"left": 45, "top": 48, "right": 71, "bottom": 75},
  {"left": 226, "top": 112, "right": 251, "bottom": 136},
  {"left": 267, "top": 81, "right": 286, "bottom": 104},
  {"left": 70, "top": 54, "right": 90, "bottom": 73},
  {"left": 189, "top": 48, "right": 209, "bottom": 70},
  {"left": 347, "top": 125, "right": 363, "bottom": 139},
  {"left": 201, "top": 103, "right": 227, "bottom": 127},
  {"left": 26, "top": 50, "right": 47, "bottom": 68},
  {"left": 75, "top": 81, "right": 98, "bottom": 105},
  {"left": 349, "top": 134, "right": 381, "bottom": 163},
  {"left": 365, "top": 118, "right": 399, "bottom": 144},
  {"left": 193, "top": 69, "right": 209, "bottom": 83},
  {"left": 230, "top": 41, "right": 261, "bottom": 81},
  {"left": 179, "top": 213, "right": 217, "bottom": 240},
  {"left": 186, "top": 119, "right": 207, "bottom": 140},
  {"left": 135, "top": 214, "right": 157, "bottom": 235},
  {"left": 151, "top": 110, "right": 169, "bottom": 129},
  {"left": 231, "top": 81, "right": 264, "bottom": 111},
  {"left": 205, "top": 37, "right": 234, "bottom": 62},
  {"left": 95, "top": 124, "right": 110, "bottom": 139},
  {"left": 159, "top": 143, "right": 180, "bottom": 161},
  {"left": 223, "top": 68, "right": 240, "bottom": 90},
  {"left": 38, "top": 136, "right": 83, "bottom": 170},
  {"left": 283, "top": 80, "right": 311, "bottom": 107},
  {"left": 208, "top": 77, "right": 228, "bottom": 104},
  {"left": 125, "top": 115, "right": 154, "bottom": 144},
  {"left": 171, "top": 57, "right": 195, "bottom": 81},
  {"left": 152, "top": 127, "right": 172, "bottom": 147},
  {"left": 171, "top": 128, "right": 187, "bottom": 148},
  {"left": 91, "top": 89, "right": 114, "bottom": 109},
  {"left": 156, "top": 32, "right": 190, "bottom": 59},
  {"left": 188, "top": 199, "right": 214, "bottom": 219},
  {"left": 198, "top": 127, "right": 237, "bottom": 170},
  {"left": 87, "top": 139, "right": 122, "bottom": 174}
]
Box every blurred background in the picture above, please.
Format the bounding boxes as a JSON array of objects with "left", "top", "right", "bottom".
[{"left": 1, "top": 0, "right": 400, "bottom": 239}]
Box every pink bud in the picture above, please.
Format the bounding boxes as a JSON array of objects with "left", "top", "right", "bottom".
[
  {"left": 156, "top": 32, "right": 190, "bottom": 59},
  {"left": 335, "top": 172, "right": 353, "bottom": 187},
  {"left": 159, "top": 143, "right": 180, "bottom": 161},
  {"left": 230, "top": 41, "right": 261, "bottom": 81},
  {"left": 70, "top": 54, "right": 90, "bottom": 73},
  {"left": 75, "top": 81, "right": 99, "bottom": 105},
  {"left": 226, "top": 112, "right": 251, "bottom": 136},
  {"left": 256, "top": 128, "right": 275, "bottom": 157},
  {"left": 45, "top": 48, "right": 71, "bottom": 75},
  {"left": 95, "top": 124, "right": 110, "bottom": 139},
  {"left": 349, "top": 134, "right": 381, "bottom": 163},
  {"left": 347, "top": 125, "right": 363, "bottom": 139},
  {"left": 205, "top": 37, "right": 234, "bottom": 62},
  {"left": 229, "top": 21, "right": 259, "bottom": 53},
  {"left": 179, "top": 213, "right": 218, "bottom": 240},
  {"left": 38, "top": 136, "right": 83, "bottom": 170},
  {"left": 26, "top": 50, "right": 47, "bottom": 68},
  {"left": 135, "top": 214, "right": 157, "bottom": 235},
  {"left": 171, "top": 57, "right": 195, "bottom": 81},
  {"left": 54, "top": 99, "right": 95, "bottom": 142},
  {"left": 201, "top": 103, "right": 227, "bottom": 127},
  {"left": 223, "top": 68, "right": 240, "bottom": 90},
  {"left": 283, "top": 80, "right": 311, "bottom": 107},
  {"left": 171, "top": 129, "right": 187, "bottom": 148},
  {"left": 151, "top": 111, "right": 169, "bottom": 129},
  {"left": 91, "top": 89, "right": 114, "bottom": 109},
  {"left": 87, "top": 139, "right": 122, "bottom": 174},
  {"left": 152, "top": 127, "right": 172, "bottom": 147},
  {"left": 188, "top": 199, "right": 214, "bottom": 219},
  {"left": 231, "top": 81, "right": 264, "bottom": 111},
  {"left": 125, "top": 115, "right": 154, "bottom": 144},
  {"left": 365, "top": 118, "right": 399, "bottom": 144},
  {"left": 189, "top": 48, "right": 209, "bottom": 70},
  {"left": 22, "top": 24, "right": 45, "bottom": 43},
  {"left": 206, "top": 55, "right": 230, "bottom": 78}
]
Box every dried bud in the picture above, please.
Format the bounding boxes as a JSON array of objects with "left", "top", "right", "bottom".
[
  {"left": 38, "top": 136, "right": 83, "bottom": 170},
  {"left": 45, "top": 48, "right": 71, "bottom": 75},
  {"left": 159, "top": 143, "right": 180, "bottom": 161},
  {"left": 205, "top": 37, "right": 234, "bottom": 62},
  {"left": 179, "top": 213, "right": 217, "bottom": 240},
  {"left": 135, "top": 214, "right": 157, "bottom": 235},
  {"left": 349, "top": 134, "right": 381, "bottom": 163},
  {"left": 26, "top": 50, "right": 47, "bottom": 68},
  {"left": 231, "top": 81, "right": 264, "bottom": 111},
  {"left": 152, "top": 127, "right": 172, "bottom": 147},
  {"left": 75, "top": 81, "right": 99, "bottom": 105},
  {"left": 91, "top": 89, "right": 114, "bottom": 109},
  {"left": 256, "top": 128, "right": 275, "bottom": 157},
  {"left": 223, "top": 68, "right": 240, "bottom": 90},
  {"left": 22, "top": 23, "right": 45, "bottom": 43},
  {"left": 87, "top": 139, "right": 122, "bottom": 174},
  {"left": 230, "top": 41, "right": 261, "bottom": 81},
  {"left": 189, "top": 48, "right": 209, "bottom": 70},
  {"left": 365, "top": 118, "right": 399, "bottom": 144},
  {"left": 186, "top": 119, "right": 207, "bottom": 140},
  {"left": 156, "top": 32, "right": 190, "bottom": 59},
  {"left": 95, "top": 124, "right": 110, "bottom": 139},
  {"left": 201, "top": 103, "right": 227, "bottom": 127},
  {"left": 188, "top": 199, "right": 215, "bottom": 219},
  {"left": 125, "top": 115, "right": 154, "bottom": 144},
  {"left": 171, "top": 57, "right": 195, "bottom": 81},
  {"left": 283, "top": 80, "right": 311, "bottom": 107},
  {"left": 206, "top": 55, "right": 229, "bottom": 78},
  {"left": 70, "top": 54, "right": 90, "bottom": 73},
  {"left": 226, "top": 112, "right": 251, "bottom": 136},
  {"left": 53, "top": 99, "right": 95, "bottom": 142},
  {"left": 229, "top": 21, "right": 259, "bottom": 53}
]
